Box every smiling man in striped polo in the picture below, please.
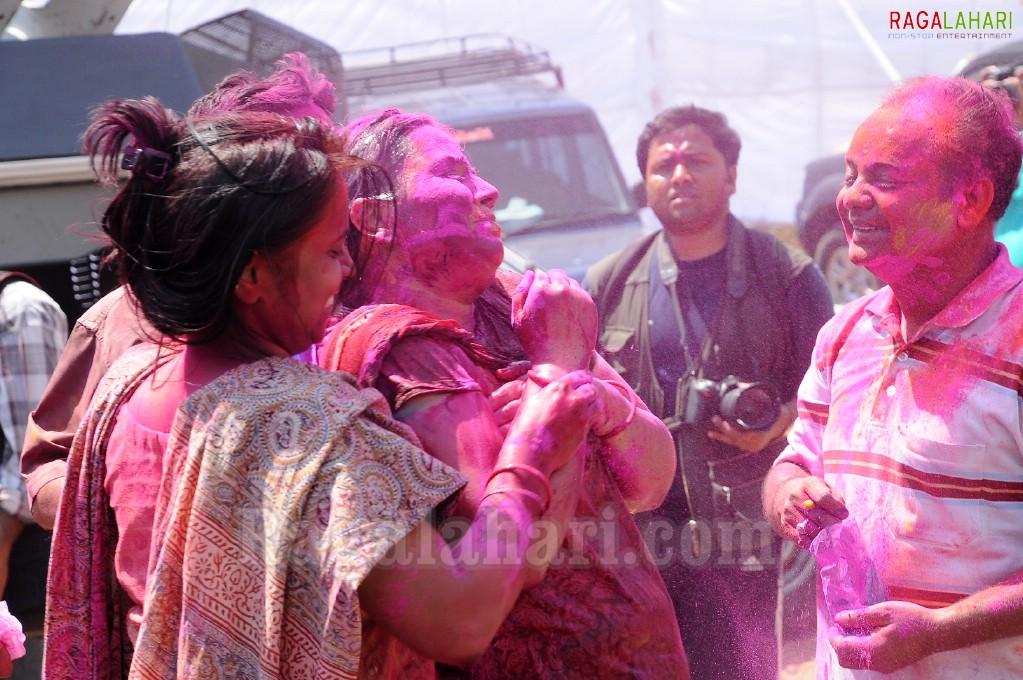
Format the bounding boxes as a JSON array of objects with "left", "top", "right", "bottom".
[{"left": 765, "top": 75, "right": 1023, "bottom": 678}]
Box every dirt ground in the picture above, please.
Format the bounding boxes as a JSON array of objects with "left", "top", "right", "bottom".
[
  {"left": 759, "top": 220, "right": 819, "bottom": 680},
  {"left": 780, "top": 576, "right": 817, "bottom": 679}
]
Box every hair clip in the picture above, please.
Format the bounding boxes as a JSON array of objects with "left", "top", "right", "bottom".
[{"left": 121, "top": 147, "right": 172, "bottom": 181}]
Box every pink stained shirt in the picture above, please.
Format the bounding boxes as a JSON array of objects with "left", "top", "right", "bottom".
[
  {"left": 103, "top": 350, "right": 183, "bottom": 644},
  {"left": 21, "top": 286, "right": 153, "bottom": 508},
  {"left": 776, "top": 245, "right": 1023, "bottom": 679}
]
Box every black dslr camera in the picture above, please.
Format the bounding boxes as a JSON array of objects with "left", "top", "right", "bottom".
[{"left": 678, "top": 375, "right": 780, "bottom": 432}]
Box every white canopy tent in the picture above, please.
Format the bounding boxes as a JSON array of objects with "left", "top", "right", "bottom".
[{"left": 115, "top": 0, "right": 1017, "bottom": 223}]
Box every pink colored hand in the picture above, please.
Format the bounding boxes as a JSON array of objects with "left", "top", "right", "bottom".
[
  {"left": 772, "top": 475, "right": 848, "bottom": 547},
  {"left": 489, "top": 378, "right": 524, "bottom": 436},
  {"left": 511, "top": 269, "right": 597, "bottom": 371},
  {"left": 829, "top": 601, "right": 939, "bottom": 673},
  {"left": 505, "top": 369, "right": 598, "bottom": 471}
]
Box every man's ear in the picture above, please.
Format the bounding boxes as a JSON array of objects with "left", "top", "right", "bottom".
[
  {"left": 350, "top": 197, "right": 394, "bottom": 242},
  {"left": 955, "top": 177, "right": 995, "bottom": 229},
  {"left": 726, "top": 164, "right": 738, "bottom": 197},
  {"left": 234, "top": 252, "right": 264, "bottom": 305}
]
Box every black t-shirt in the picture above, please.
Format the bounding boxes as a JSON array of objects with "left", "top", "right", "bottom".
[
  {"left": 649, "top": 249, "right": 727, "bottom": 417},
  {"left": 647, "top": 246, "right": 832, "bottom": 418}
]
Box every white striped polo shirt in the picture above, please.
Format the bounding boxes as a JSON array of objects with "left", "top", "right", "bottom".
[{"left": 777, "top": 246, "right": 1023, "bottom": 679}]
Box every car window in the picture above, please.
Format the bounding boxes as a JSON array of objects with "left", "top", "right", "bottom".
[{"left": 457, "top": 114, "right": 633, "bottom": 233}]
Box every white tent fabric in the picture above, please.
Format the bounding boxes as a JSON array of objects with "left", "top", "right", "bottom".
[{"left": 118, "top": 0, "right": 1018, "bottom": 223}]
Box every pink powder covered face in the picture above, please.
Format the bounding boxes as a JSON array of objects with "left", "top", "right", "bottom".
[
  {"left": 393, "top": 124, "right": 505, "bottom": 296},
  {"left": 254, "top": 187, "right": 354, "bottom": 355},
  {"left": 837, "top": 102, "right": 962, "bottom": 298}
]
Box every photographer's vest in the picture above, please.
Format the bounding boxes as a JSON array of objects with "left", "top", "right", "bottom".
[{"left": 588, "top": 217, "right": 813, "bottom": 567}]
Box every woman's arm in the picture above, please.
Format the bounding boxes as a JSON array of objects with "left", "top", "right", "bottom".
[
  {"left": 359, "top": 372, "right": 595, "bottom": 667},
  {"left": 395, "top": 390, "right": 505, "bottom": 514},
  {"left": 394, "top": 377, "right": 583, "bottom": 586},
  {"left": 358, "top": 492, "right": 541, "bottom": 667},
  {"left": 510, "top": 269, "right": 674, "bottom": 512},
  {"left": 588, "top": 352, "right": 675, "bottom": 512}
]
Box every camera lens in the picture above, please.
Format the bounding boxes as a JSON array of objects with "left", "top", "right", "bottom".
[{"left": 720, "top": 383, "right": 780, "bottom": 432}]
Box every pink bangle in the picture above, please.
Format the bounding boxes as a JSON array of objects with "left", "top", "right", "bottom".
[
  {"left": 480, "top": 486, "right": 546, "bottom": 516},
  {"left": 485, "top": 463, "right": 552, "bottom": 513},
  {"left": 602, "top": 379, "right": 638, "bottom": 437}
]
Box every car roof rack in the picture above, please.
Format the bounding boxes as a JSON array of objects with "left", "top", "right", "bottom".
[{"left": 341, "top": 33, "right": 564, "bottom": 99}]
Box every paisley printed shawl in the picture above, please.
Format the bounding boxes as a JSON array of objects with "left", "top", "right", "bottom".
[
  {"left": 44, "top": 343, "right": 177, "bottom": 680},
  {"left": 127, "top": 357, "right": 465, "bottom": 679}
]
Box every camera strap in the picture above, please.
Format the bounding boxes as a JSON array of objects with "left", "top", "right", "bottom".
[
  {"left": 655, "top": 226, "right": 750, "bottom": 557},
  {"left": 655, "top": 239, "right": 723, "bottom": 557},
  {"left": 655, "top": 237, "right": 718, "bottom": 397}
]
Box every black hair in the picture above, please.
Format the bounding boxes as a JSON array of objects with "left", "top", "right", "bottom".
[
  {"left": 636, "top": 105, "right": 741, "bottom": 178},
  {"left": 84, "top": 98, "right": 372, "bottom": 341}
]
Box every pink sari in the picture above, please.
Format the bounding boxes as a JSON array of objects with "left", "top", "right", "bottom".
[
  {"left": 45, "top": 345, "right": 174, "bottom": 679},
  {"left": 319, "top": 279, "right": 688, "bottom": 679}
]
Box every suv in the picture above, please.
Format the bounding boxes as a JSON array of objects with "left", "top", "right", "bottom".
[
  {"left": 180, "top": 18, "right": 646, "bottom": 280},
  {"left": 2, "top": 9, "right": 345, "bottom": 327},
  {"left": 796, "top": 39, "right": 1023, "bottom": 304},
  {"left": 0, "top": 32, "right": 205, "bottom": 327},
  {"left": 338, "top": 34, "right": 647, "bottom": 280}
]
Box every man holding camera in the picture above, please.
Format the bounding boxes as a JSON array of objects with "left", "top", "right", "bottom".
[{"left": 586, "top": 105, "right": 833, "bottom": 680}]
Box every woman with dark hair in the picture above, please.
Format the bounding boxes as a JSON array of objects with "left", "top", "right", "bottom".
[
  {"left": 23, "top": 52, "right": 338, "bottom": 533},
  {"left": 43, "top": 98, "right": 597, "bottom": 679}
]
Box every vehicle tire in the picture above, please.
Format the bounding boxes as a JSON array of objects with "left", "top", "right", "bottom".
[{"left": 813, "top": 226, "right": 881, "bottom": 305}]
